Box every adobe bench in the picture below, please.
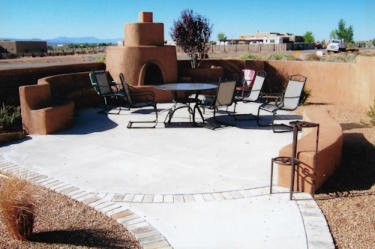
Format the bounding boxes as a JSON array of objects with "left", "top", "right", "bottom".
[
  {"left": 277, "top": 109, "right": 343, "bottom": 194},
  {"left": 19, "top": 72, "right": 102, "bottom": 134}
]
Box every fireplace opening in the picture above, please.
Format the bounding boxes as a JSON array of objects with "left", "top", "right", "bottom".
[{"left": 143, "top": 63, "right": 163, "bottom": 85}]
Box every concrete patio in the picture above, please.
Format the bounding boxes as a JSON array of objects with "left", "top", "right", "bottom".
[{"left": 0, "top": 102, "right": 334, "bottom": 249}]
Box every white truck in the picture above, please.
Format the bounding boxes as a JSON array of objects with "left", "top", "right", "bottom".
[{"left": 327, "top": 39, "right": 346, "bottom": 52}]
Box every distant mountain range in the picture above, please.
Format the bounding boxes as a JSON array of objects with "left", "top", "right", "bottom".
[{"left": 0, "top": 37, "right": 122, "bottom": 44}]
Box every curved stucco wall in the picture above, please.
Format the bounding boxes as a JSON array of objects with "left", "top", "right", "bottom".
[
  {"left": 264, "top": 56, "right": 375, "bottom": 110},
  {"left": 179, "top": 57, "right": 375, "bottom": 110},
  {"left": 124, "top": 23, "right": 164, "bottom": 46},
  {"left": 277, "top": 109, "right": 343, "bottom": 193},
  {"left": 19, "top": 84, "right": 74, "bottom": 135}
]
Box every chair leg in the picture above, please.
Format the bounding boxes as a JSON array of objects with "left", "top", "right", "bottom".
[
  {"left": 127, "top": 105, "right": 158, "bottom": 129},
  {"left": 154, "top": 104, "right": 158, "bottom": 124},
  {"left": 257, "top": 108, "right": 292, "bottom": 132},
  {"left": 270, "top": 158, "right": 275, "bottom": 194},
  {"left": 193, "top": 104, "right": 205, "bottom": 125},
  {"left": 271, "top": 112, "right": 294, "bottom": 133},
  {"left": 256, "top": 107, "right": 268, "bottom": 127}
]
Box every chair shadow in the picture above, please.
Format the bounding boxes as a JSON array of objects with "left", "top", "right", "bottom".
[
  {"left": 128, "top": 108, "right": 165, "bottom": 115},
  {"left": 208, "top": 113, "right": 301, "bottom": 130},
  {"left": 164, "top": 122, "right": 198, "bottom": 128},
  {"left": 303, "top": 102, "right": 331, "bottom": 106},
  {"left": 31, "top": 229, "right": 138, "bottom": 249},
  {"left": 316, "top": 133, "right": 375, "bottom": 195}
]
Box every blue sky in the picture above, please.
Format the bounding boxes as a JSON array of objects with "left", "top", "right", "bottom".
[{"left": 1, "top": 0, "right": 374, "bottom": 41}]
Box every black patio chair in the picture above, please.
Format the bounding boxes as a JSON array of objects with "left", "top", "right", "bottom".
[
  {"left": 89, "top": 71, "right": 125, "bottom": 114},
  {"left": 119, "top": 73, "right": 158, "bottom": 128},
  {"left": 257, "top": 74, "right": 307, "bottom": 133}
]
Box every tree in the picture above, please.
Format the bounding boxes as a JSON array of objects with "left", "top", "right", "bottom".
[
  {"left": 329, "top": 30, "right": 337, "bottom": 39},
  {"left": 170, "top": 9, "right": 212, "bottom": 69},
  {"left": 217, "top": 33, "right": 227, "bottom": 41},
  {"left": 372, "top": 39, "right": 375, "bottom": 46},
  {"left": 303, "top": 31, "right": 315, "bottom": 43},
  {"left": 331, "top": 19, "right": 354, "bottom": 42}
]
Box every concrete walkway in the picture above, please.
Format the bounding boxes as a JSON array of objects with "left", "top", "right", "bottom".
[{"left": 0, "top": 102, "right": 334, "bottom": 249}]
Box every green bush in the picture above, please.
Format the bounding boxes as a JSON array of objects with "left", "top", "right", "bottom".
[
  {"left": 239, "top": 53, "right": 262, "bottom": 60},
  {"left": 0, "top": 104, "right": 22, "bottom": 131},
  {"left": 266, "top": 53, "right": 300, "bottom": 61},
  {"left": 300, "top": 88, "right": 312, "bottom": 105},
  {"left": 368, "top": 100, "right": 375, "bottom": 126},
  {"left": 95, "top": 54, "right": 106, "bottom": 62},
  {"left": 323, "top": 54, "right": 356, "bottom": 63}
]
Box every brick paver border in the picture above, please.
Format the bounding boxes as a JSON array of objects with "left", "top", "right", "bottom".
[
  {"left": 0, "top": 156, "right": 334, "bottom": 249},
  {"left": 0, "top": 157, "right": 172, "bottom": 249}
]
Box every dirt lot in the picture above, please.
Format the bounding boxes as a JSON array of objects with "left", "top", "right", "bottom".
[{"left": 0, "top": 54, "right": 102, "bottom": 65}]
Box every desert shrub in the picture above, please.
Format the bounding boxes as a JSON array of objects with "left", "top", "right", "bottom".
[
  {"left": 368, "top": 100, "right": 375, "bottom": 126},
  {"left": 359, "top": 51, "right": 375, "bottom": 57},
  {"left": 0, "top": 175, "right": 35, "bottom": 240},
  {"left": 266, "top": 53, "right": 300, "bottom": 61},
  {"left": 239, "top": 53, "right": 262, "bottom": 60},
  {"left": 323, "top": 54, "right": 357, "bottom": 63},
  {"left": 304, "top": 53, "right": 322, "bottom": 61},
  {"left": 300, "top": 88, "right": 312, "bottom": 105},
  {"left": 95, "top": 54, "right": 106, "bottom": 62},
  {"left": 0, "top": 104, "right": 22, "bottom": 131}
]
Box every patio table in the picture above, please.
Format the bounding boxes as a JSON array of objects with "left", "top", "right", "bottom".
[{"left": 154, "top": 83, "right": 218, "bottom": 126}]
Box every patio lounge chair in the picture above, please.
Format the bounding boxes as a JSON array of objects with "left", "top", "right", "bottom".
[
  {"left": 197, "top": 81, "right": 236, "bottom": 127},
  {"left": 119, "top": 73, "right": 158, "bottom": 128},
  {"left": 232, "top": 70, "right": 267, "bottom": 115},
  {"left": 257, "top": 74, "right": 307, "bottom": 133},
  {"left": 89, "top": 71, "right": 125, "bottom": 113}
]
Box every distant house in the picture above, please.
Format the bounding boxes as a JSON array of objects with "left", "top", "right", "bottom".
[
  {"left": 238, "top": 32, "right": 304, "bottom": 44},
  {"left": 0, "top": 40, "right": 47, "bottom": 56}
]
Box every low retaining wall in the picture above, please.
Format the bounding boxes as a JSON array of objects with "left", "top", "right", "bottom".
[
  {"left": 0, "top": 62, "right": 105, "bottom": 105},
  {"left": 277, "top": 109, "right": 343, "bottom": 193},
  {"left": 4, "top": 56, "right": 375, "bottom": 110},
  {"left": 180, "top": 56, "right": 375, "bottom": 110},
  {"left": 38, "top": 71, "right": 102, "bottom": 109},
  {"left": 264, "top": 56, "right": 375, "bottom": 110}
]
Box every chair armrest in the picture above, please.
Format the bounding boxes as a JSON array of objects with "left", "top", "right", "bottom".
[
  {"left": 132, "top": 92, "right": 155, "bottom": 102},
  {"left": 260, "top": 92, "right": 283, "bottom": 104},
  {"left": 110, "top": 81, "right": 121, "bottom": 91}
]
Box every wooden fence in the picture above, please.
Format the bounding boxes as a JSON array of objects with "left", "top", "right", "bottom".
[{"left": 176, "top": 43, "right": 315, "bottom": 54}]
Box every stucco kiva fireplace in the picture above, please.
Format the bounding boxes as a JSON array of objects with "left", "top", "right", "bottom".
[{"left": 106, "top": 12, "right": 178, "bottom": 88}]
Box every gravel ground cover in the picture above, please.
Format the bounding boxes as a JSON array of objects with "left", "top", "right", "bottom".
[
  {"left": 297, "top": 103, "right": 375, "bottom": 249},
  {"left": 0, "top": 175, "right": 140, "bottom": 249}
]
